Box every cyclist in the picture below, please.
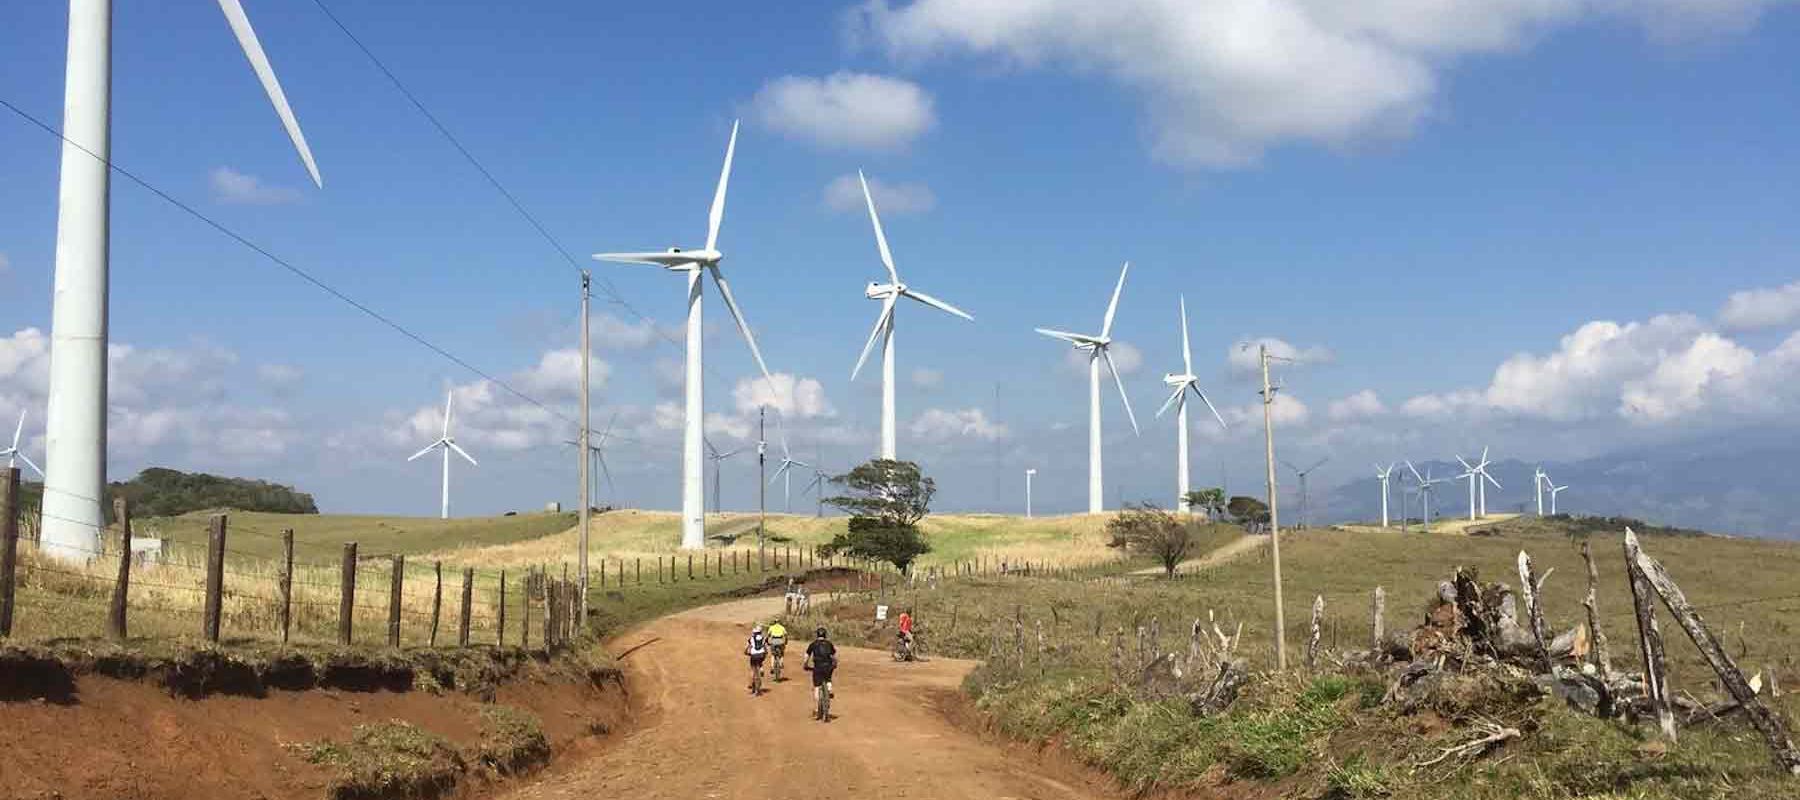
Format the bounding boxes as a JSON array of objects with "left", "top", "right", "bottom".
[
  {"left": 803, "top": 626, "right": 837, "bottom": 721},
  {"left": 767, "top": 620, "right": 789, "bottom": 680},
  {"left": 745, "top": 624, "right": 770, "bottom": 695},
  {"left": 896, "top": 607, "right": 915, "bottom": 660}
]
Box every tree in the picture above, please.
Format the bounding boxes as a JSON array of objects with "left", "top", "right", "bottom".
[
  {"left": 1226, "top": 495, "right": 1269, "bottom": 526},
  {"left": 821, "top": 459, "right": 937, "bottom": 572},
  {"left": 1184, "top": 487, "right": 1227, "bottom": 520},
  {"left": 823, "top": 459, "right": 934, "bottom": 528},
  {"left": 1105, "top": 502, "right": 1194, "bottom": 578}
]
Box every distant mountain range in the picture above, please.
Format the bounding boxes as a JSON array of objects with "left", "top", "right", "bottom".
[{"left": 1323, "top": 432, "right": 1800, "bottom": 540}]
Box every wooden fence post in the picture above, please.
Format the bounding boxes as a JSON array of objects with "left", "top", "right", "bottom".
[
  {"left": 1627, "top": 529, "right": 1800, "bottom": 774},
  {"left": 658, "top": 556, "right": 665, "bottom": 584},
  {"left": 387, "top": 555, "right": 405, "bottom": 648},
  {"left": 1580, "top": 541, "right": 1614, "bottom": 680},
  {"left": 497, "top": 569, "right": 507, "bottom": 646},
  {"left": 107, "top": 497, "right": 131, "bottom": 640},
  {"left": 1624, "top": 532, "right": 1677, "bottom": 741},
  {"left": 688, "top": 553, "right": 694, "bottom": 580},
  {"left": 459, "top": 567, "right": 474, "bottom": 647},
  {"left": 1307, "top": 596, "right": 1324, "bottom": 669},
  {"left": 636, "top": 557, "right": 641, "bottom": 585},
  {"left": 542, "top": 573, "right": 554, "bottom": 649},
  {"left": 1517, "top": 551, "right": 1552, "bottom": 673},
  {"left": 429, "top": 561, "right": 443, "bottom": 647},
  {"left": 0, "top": 467, "right": 17, "bottom": 637},
  {"left": 203, "top": 514, "right": 227, "bottom": 643},
  {"left": 1372, "top": 586, "right": 1386, "bottom": 653},
  {"left": 520, "top": 568, "right": 532, "bottom": 648},
  {"left": 339, "top": 542, "right": 357, "bottom": 646},
  {"left": 733, "top": 550, "right": 738, "bottom": 575},
  {"left": 278, "top": 529, "right": 294, "bottom": 645}
]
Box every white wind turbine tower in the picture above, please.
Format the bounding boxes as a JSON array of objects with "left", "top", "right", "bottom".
[
  {"left": 41, "top": 0, "right": 324, "bottom": 561},
  {"left": 1456, "top": 458, "right": 1479, "bottom": 521},
  {"left": 594, "top": 121, "right": 775, "bottom": 550},
  {"left": 1282, "top": 457, "right": 1330, "bottom": 529},
  {"left": 407, "top": 391, "right": 478, "bottom": 519},
  {"left": 1405, "top": 461, "right": 1443, "bottom": 528},
  {"left": 1374, "top": 463, "right": 1395, "bottom": 528},
  {"left": 1457, "top": 447, "right": 1502, "bottom": 518},
  {"left": 1534, "top": 466, "right": 1548, "bottom": 516},
  {"left": 1155, "top": 296, "right": 1225, "bottom": 514},
  {"left": 850, "top": 171, "right": 973, "bottom": 460},
  {"left": 1549, "top": 478, "right": 1569, "bottom": 515},
  {"left": 1037, "top": 262, "right": 1140, "bottom": 514},
  {"left": 565, "top": 414, "right": 617, "bottom": 509},
  {"left": 3, "top": 410, "right": 45, "bottom": 478},
  {"left": 767, "top": 432, "right": 811, "bottom": 514}
]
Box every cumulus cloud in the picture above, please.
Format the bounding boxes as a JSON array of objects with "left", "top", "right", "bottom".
[
  {"left": 910, "top": 407, "right": 1009, "bottom": 442},
  {"left": 209, "top": 166, "right": 300, "bottom": 206},
  {"left": 257, "top": 364, "right": 303, "bottom": 389},
  {"left": 748, "top": 71, "right": 936, "bottom": 150},
  {"left": 592, "top": 312, "right": 675, "bottom": 351},
  {"left": 514, "top": 348, "right": 612, "bottom": 402},
  {"left": 823, "top": 173, "right": 937, "bottom": 215},
  {"left": 1221, "top": 393, "right": 1310, "bottom": 428},
  {"left": 1719, "top": 280, "right": 1800, "bottom": 331},
  {"left": 1328, "top": 389, "right": 1387, "bottom": 421},
  {"left": 1228, "top": 338, "right": 1333, "bottom": 375},
  {"left": 910, "top": 367, "right": 943, "bottom": 390},
  {"left": 1063, "top": 341, "right": 1143, "bottom": 377},
  {"left": 851, "top": 0, "right": 1784, "bottom": 168},
  {"left": 732, "top": 373, "right": 836, "bottom": 420}
]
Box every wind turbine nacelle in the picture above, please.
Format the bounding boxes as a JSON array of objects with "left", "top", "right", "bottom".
[
  {"left": 1163, "top": 372, "right": 1195, "bottom": 387},
  {"left": 865, "top": 282, "right": 901, "bottom": 299}
]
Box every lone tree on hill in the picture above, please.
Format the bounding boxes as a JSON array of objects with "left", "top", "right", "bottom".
[
  {"left": 1183, "top": 487, "right": 1227, "bottom": 520},
  {"left": 822, "top": 459, "right": 935, "bottom": 573},
  {"left": 1227, "top": 495, "right": 1269, "bottom": 527},
  {"left": 1106, "top": 502, "right": 1194, "bottom": 578}
]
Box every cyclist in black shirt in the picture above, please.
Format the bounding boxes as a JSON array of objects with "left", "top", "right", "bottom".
[{"left": 803, "top": 626, "right": 837, "bottom": 721}]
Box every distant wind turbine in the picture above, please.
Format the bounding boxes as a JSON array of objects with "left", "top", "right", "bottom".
[
  {"left": 1405, "top": 460, "right": 1443, "bottom": 529},
  {"left": 1374, "top": 463, "right": 1395, "bottom": 528},
  {"left": 1455, "top": 448, "right": 1501, "bottom": 519},
  {"left": 1549, "top": 479, "right": 1569, "bottom": 515},
  {"left": 3, "top": 410, "right": 44, "bottom": 478},
  {"left": 803, "top": 464, "right": 831, "bottom": 518},
  {"left": 767, "top": 432, "right": 811, "bottom": 514},
  {"left": 704, "top": 437, "right": 744, "bottom": 515},
  {"left": 1036, "top": 262, "right": 1139, "bottom": 514},
  {"left": 1282, "top": 457, "right": 1330, "bottom": 529},
  {"left": 41, "top": 0, "right": 325, "bottom": 561},
  {"left": 565, "top": 413, "right": 617, "bottom": 510},
  {"left": 1155, "top": 296, "right": 1226, "bottom": 514},
  {"left": 408, "top": 391, "right": 478, "bottom": 519},
  {"left": 593, "top": 121, "right": 776, "bottom": 549},
  {"left": 850, "top": 171, "right": 973, "bottom": 460},
  {"left": 1533, "top": 466, "right": 1549, "bottom": 516}
]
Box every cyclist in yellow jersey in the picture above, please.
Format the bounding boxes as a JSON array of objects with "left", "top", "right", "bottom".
[{"left": 767, "top": 621, "right": 789, "bottom": 680}]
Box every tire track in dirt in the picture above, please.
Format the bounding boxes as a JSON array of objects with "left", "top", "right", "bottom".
[{"left": 500, "top": 596, "right": 1113, "bottom": 800}]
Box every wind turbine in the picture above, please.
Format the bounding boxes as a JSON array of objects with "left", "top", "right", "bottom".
[
  {"left": 1455, "top": 458, "right": 1479, "bottom": 521},
  {"left": 593, "top": 121, "right": 775, "bottom": 549},
  {"left": 850, "top": 171, "right": 974, "bottom": 460},
  {"left": 41, "top": 0, "right": 324, "bottom": 560},
  {"left": 1036, "top": 262, "right": 1139, "bottom": 514},
  {"left": 565, "top": 414, "right": 617, "bottom": 510},
  {"left": 2, "top": 410, "right": 45, "bottom": 478},
  {"left": 1534, "top": 466, "right": 1549, "bottom": 516},
  {"left": 803, "top": 464, "right": 831, "bottom": 518},
  {"left": 767, "top": 432, "right": 811, "bottom": 514},
  {"left": 1456, "top": 448, "right": 1501, "bottom": 518},
  {"left": 1374, "top": 463, "right": 1395, "bottom": 528},
  {"left": 1156, "top": 296, "right": 1226, "bottom": 514},
  {"left": 407, "top": 391, "right": 478, "bottom": 519},
  {"left": 1405, "top": 461, "right": 1443, "bottom": 529},
  {"left": 1549, "top": 479, "right": 1569, "bottom": 515},
  {"left": 704, "top": 437, "right": 744, "bottom": 515},
  {"left": 1282, "top": 457, "right": 1330, "bottom": 529}
]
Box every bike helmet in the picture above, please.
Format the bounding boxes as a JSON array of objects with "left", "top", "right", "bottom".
[
  {"left": 815, "top": 626, "right": 828, "bottom": 638},
  {"left": 752, "top": 624, "right": 764, "bottom": 634}
]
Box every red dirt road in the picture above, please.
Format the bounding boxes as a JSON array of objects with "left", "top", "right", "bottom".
[{"left": 501, "top": 597, "right": 1113, "bottom": 800}]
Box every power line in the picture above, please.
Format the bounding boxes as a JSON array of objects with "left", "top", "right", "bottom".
[{"left": 0, "top": 96, "right": 569, "bottom": 425}]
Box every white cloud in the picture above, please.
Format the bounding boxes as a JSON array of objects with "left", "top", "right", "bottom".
[
  {"left": 0, "top": 252, "right": 11, "bottom": 276},
  {"left": 514, "top": 348, "right": 612, "bottom": 402},
  {"left": 733, "top": 373, "right": 837, "bottom": 420},
  {"left": 1328, "top": 389, "right": 1387, "bottom": 421},
  {"left": 910, "top": 367, "right": 943, "bottom": 390},
  {"left": 1063, "top": 341, "right": 1143, "bottom": 377},
  {"left": 749, "top": 71, "right": 937, "bottom": 150},
  {"left": 1221, "top": 393, "right": 1310, "bottom": 428},
  {"left": 910, "top": 407, "right": 1009, "bottom": 442},
  {"left": 652, "top": 357, "right": 686, "bottom": 397},
  {"left": 1719, "top": 280, "right": 1800, "bottom": 331},
  {"left": 209, "top": 166, "right": 300, "bottom": 206},
  {"left": 823, "top": 173, "right": 937, "bottom": 215},
  {"left": 257, "top": 363, "right": 303, "bottom": 389},
  {"left": 852, "top": 0, "right": 1785, "bottom": 169},
  {"left": 592, "top": 312, "right": 673, "bottom": 350},
  {"left": 1228, "top": 337, "right": 1333, "bottom": 375}
]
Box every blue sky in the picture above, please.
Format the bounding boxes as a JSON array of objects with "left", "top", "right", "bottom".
[{"left": 2, "top": 1, "right": 1798, "bottom": 520}]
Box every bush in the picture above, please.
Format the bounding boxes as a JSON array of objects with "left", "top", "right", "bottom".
[{"left": 1105, "top": 503, "right": 1195, "bottom": 577}]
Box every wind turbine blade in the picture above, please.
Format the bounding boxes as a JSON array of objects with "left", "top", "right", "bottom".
[
  {"left": 17, "top": 452, "right": 44, "bottom": 479},
  {"left": 704, "top": 436, "right": 719, "bottom": 458},
  {"left": 1455, "top": 455, "right": 1474, "bottom": 472},
  {"left": 598, "top": 452, "right": 614, "bottom": 493},
  {"left": 1307, "top": 457, "right": 1330, "bottom": 473},
  {"left": 1405, "top": 460, "right": 1425, "bottom": 483},
  {"left": 1281, "top": 459, "right": 1300, "bottom": 474},
  {"left": 1155, "top": 384, "right": 1185, "bottom": 419},
  {"left": 407, "top": 442, "right": 443, "bottom": 462},
  {"left": 791, "top": 458, "right": 812, "bottom": 469},
  {"left": 900, "top": 288, "right": 973, "bottom": 321},
  {"left": 707, "top": 266, "right": 775, "bottom": 385},
  {"left": 591, "top": 252, "right": 693, "bottom": 267},
  {"left": 1034, "top": 328, "right": 1093, "bottom": 345},
  {"left": 215, "top": 0, "right": 322, "bottom": 187},
  {"left": 447, "top": 440, "right": 479, "bottom": 467},
  {"left": 1179, "top": 295, "right": 1193, "bottom": 375},
  {"left": 443, "top": 391, "right": 454, "bottom": 439},
  {"left": 11, "top": 410, "right": 23, "bottom": 450},
  {"left": 599, "top": 412, "right": 618, "bottom": 445},
  {"left": 767, "top": 464, "right": 789, "bottom": 486},
  {"left": 1101, "top": 262, "right": 1129, "bottom": 338},
  {"left": 1103, "top": 348, "right": 1139, "bottom": 436},
  {"left": 851, "top": 295, "right": 898, "bottom": 380},
  {"left": 1191, "top": 385, "right": 1227, "bottom": 429},
  {"left": 1483, "top": 472, "right": 1502, "bottom": 490},
  {"left": 706, "top": 120, "right": 739, "bottom": 251},
  {"left": 859, "top": 171, "right": 899, "bottom": 284}
]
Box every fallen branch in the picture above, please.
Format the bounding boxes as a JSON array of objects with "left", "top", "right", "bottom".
[{"left": 1415, "top": 718, "right": 1520, "bottom": 769}]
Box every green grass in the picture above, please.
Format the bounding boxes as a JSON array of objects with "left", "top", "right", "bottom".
[
  {"left": 295, "top": 721, "right": 465, "bottom": 800},
  {"left": 139, "top": 510, "right": 579, "bottom": 562}
]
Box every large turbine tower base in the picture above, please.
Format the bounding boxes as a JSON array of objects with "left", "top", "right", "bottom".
[
  {"left": 1088, "top": 351, "right": 1103, "bottom": 514},
  {"left": 681, "top": 269, "right": 706, "bottom": 550}
]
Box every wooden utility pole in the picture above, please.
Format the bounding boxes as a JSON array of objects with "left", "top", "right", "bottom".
[
  {"left": 339, "top": 542, "right": 358, "bottom": 646},
  {"left": 203, "top": 515, "right": 227, "bottom": 643},
  {"left": 1260, "top": 344, "right": 1288, "bottom": 670},
  {"left": 0, "top": 467, "right": 17, "bottom": 637},
  {"left": 278, "top": 529, "right": 294, "bottom": 644},
  {"left": 577, "top": 270, "right": 591, "bottom": 625},
  {"left": 757, "top": 406, "right": 767, "bottom": 547},
  {"left": 107, "top": 497, "right": 130, "bottom": 640}
]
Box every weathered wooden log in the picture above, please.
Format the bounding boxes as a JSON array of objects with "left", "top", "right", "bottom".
[
  {"left": 1517, "top": 551, "right": 1552, "bottom": 673},
  {"left": 1372, "top": 586, "right": 1386, "bottom": 654},
  {"left": 1190, "top": 659, "right": 1250, "bottom": 717},
  {"left": 1307, "top": 595, "right": 1324, "bottom": 669},
  {"left": 1581, "top": 540, "right": 1614, "bottom": 681},
  {"left": 1628, "top": 528, "right": 1800, "bottom": 775},
  {"left": 1624, "top": 531, "right": 1677, "bottom": 741}
]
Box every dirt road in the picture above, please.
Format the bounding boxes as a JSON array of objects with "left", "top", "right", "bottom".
[
  {"left": 501, "top": 596, "right": 1112, "bottom": 800},
  {"left": 1130, "top": 534, "right": 1267, "bottom": 576}
]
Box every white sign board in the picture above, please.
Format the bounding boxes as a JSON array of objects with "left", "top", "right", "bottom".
[{"left": 875, "top": 604, "right": 889, "bottom": 621}]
